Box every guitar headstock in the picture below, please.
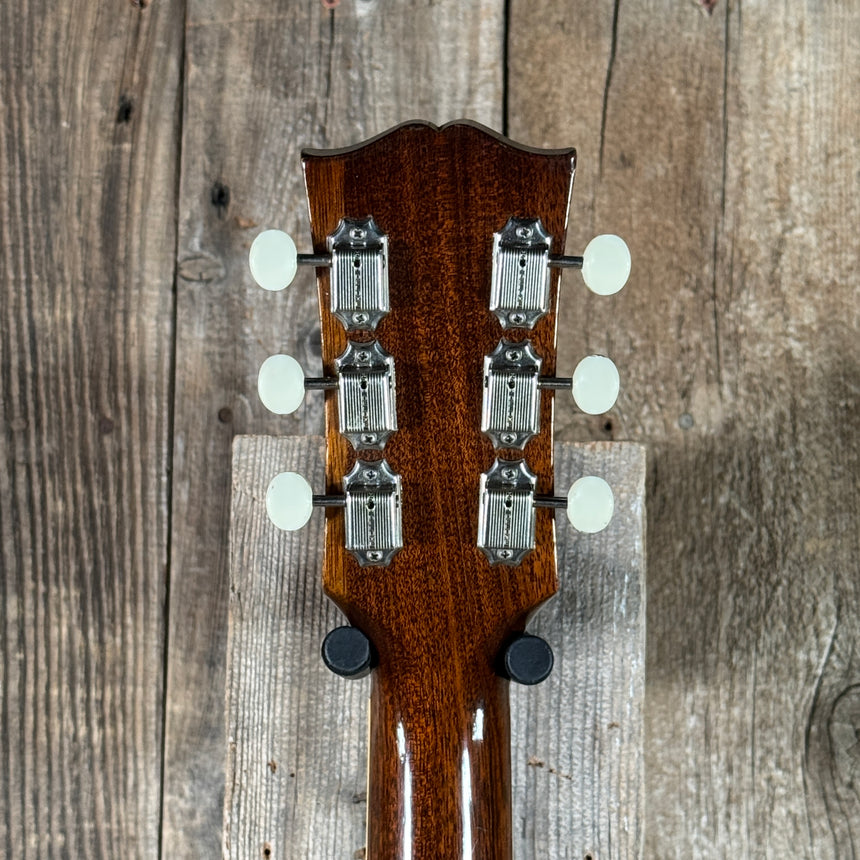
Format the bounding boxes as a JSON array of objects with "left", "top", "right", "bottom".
[
  {"left": 249, "top": 120, "right": 629, "bottom": 857},
  {"left": 310, "top": 122, "right": 571, "bottom": 656}
]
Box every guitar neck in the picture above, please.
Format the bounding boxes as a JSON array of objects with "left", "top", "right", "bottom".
[
  {"left": 367, "top": 647, "right": 511, "bottom": 858},
  {"left": 245, "top": 118, "right": 633, "bottom": 856}
]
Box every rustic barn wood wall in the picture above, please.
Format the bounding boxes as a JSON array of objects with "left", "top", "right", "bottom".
[{"left": 1, "top": 0, "right": 857, "bottom": 858}]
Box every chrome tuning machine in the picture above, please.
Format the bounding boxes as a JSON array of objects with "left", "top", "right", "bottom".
[
  {"left": 482, "top": 339, "right": 620, "bottom": 450},
  {"left": 249, "top": 216, "right": 389, "bottom": 331},
  {"left": 489, "top": 216, "right": 631, "bottom": 329},
  {"left": 266, "top": 459, "right": 403, "bottom": 567},
  {"left": 477, "top": 458, "right": 614, "bottom": 566},
  {"left": 258, "top": 339, "right": 397, "bottom": 451}
]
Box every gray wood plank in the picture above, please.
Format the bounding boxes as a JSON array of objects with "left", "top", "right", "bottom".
[
  {"left": 511, "top": 441, "right": 645, "bottom": 860},
  {"left": 509, "top": 1, "right": 860, "bottom": 856},
  {"left": 226, "top": 436, "right": 644, "bottom": 859},
  {"left": 167, "top": 2, "right": 505, "bottom": 855},
  {"left": 0, "top": 1, "right": 183, "bottom": 856},
  {"left": 226, "top": 436, "right": 366, "bottom": 860}
]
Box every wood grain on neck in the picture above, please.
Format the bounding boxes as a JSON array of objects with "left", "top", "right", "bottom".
[{"left": 304, "top": 121, "right": 575, "bottom": 860}]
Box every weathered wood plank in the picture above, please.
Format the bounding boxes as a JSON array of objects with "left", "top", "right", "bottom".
[
  {"left": 226, "top": 436, "right": 644, "bottom": 859},
  {"left": 167, "top": 2, "right": 505, "bottom": 854},
  {"left": 511, "top": 441, "right": 645, "bottom": 860},
  {"left": 0, "top": 1, "right": 183, "bottom": 856},
  {"left": 226, "top": 436, "right": 366, "bottom": 860},
  {"left": 510, "top": 1, "right": 860, "bottom": 856}
]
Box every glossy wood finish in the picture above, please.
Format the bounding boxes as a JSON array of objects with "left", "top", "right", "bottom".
[{"left": 304, "top": 122, "right": 575, "bottom": 860}]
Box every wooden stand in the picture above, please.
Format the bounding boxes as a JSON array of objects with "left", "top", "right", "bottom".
[{"left": 225, "top": 437, "right": 646, "bottom": 860}]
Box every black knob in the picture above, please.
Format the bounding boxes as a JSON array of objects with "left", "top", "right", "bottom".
[
  {"left": 500, "top": 634, "right": 554, "bottom": 685},
  {"left": 321, "top": 626, "right": 374, "bottom": 679}
]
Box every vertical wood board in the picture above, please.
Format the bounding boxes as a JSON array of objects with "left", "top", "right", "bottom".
[
  {"left": 508, "top": 1, "right": 860, "bottom": 855},
  {"left": 167, "top": 2, "right": 505, "bottom": 854},
  {"left": 0, "top": 0, "right": 183, "bottom": 856}
]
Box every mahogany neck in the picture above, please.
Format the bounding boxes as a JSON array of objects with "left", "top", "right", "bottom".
[{"left": 367, "top": 652, "right": 511, "bottom": 859}]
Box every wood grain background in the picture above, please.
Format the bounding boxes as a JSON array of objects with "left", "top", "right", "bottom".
[{"left": 1, "top": 0, "right": 857, "bottom": 857}]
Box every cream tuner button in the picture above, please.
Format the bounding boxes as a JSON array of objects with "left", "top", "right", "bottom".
[
  {"left": 571, "top": 355, "right": 620, "bottom": 415},
  {"left": 566, "top": 476, "right": 614, "bottom": 533},
  {"left": 581, "top": 234, "right": 631, "bottom": 296},
  {"left": 258, "top": 354, "right": 306, "bottom": 415},
  {"left": 249, "top": 229, "right": 299, "bottom": 291},
  {"left": 266, "top": 472, "right": 314, "bottom": 531}
]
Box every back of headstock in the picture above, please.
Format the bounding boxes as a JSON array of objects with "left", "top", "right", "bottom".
[
  {"left": 249, "top": 121, "right": 630, "bottom": 859},
  {"left": 305, "top": 122, "right": 568, "bottom": 654}
]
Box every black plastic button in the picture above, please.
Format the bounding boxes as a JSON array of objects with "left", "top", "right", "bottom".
[
  {"left": 501, "top": 633, "right": 554, "bottom": 685},
  {"left": 321, "top": 626, "right": 374, "bottom": 679}
]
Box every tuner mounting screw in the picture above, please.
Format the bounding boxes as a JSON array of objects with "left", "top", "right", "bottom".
[
  {"left": 321, "top": 626, "right": 374, "bottom": 679},
  {"left": 500, "top": 634, "right": 554, "bottom": 686}
]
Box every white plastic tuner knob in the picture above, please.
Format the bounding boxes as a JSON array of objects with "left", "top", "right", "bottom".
[
  {"left": 258, "top": 354, "right": 306, "bottom": 415},
  {"left": 566, "top": 476, "right": 614, "bottom": 533},
  {"left": 572, "top": 355, "right": 620, "bottom": 415},
  {"left": 581, "top": 234, "right": 631, "bottom": 296},
  {"left": 249, "top": 229, "right": 298, "bottom": 291},
  {"left": 266, "top": 471, "right": 314, "bottom": 531}
]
